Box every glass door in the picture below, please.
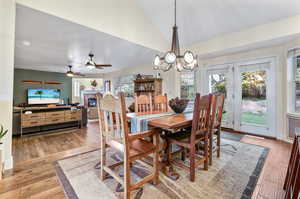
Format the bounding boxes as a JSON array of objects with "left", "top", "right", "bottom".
[
  {"left": 204, "top": 64, "right": 234, "bottom": 128},
  {"left": 234, "top": 59, "right": 276, "bottom": 137}
]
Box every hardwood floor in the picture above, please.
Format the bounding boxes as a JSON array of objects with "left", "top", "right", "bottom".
[
  {"left": 0, "top": 122, "right": 292, "bottom": 199},
  {"left": 242, "top": 136, "right": 292, "bottom": 199}
]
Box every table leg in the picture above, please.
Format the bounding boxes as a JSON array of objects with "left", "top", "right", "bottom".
[{"left": 159, "top": 130, "right": 180, "bottom": 181}]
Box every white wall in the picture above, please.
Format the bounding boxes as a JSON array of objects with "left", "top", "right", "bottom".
[
  {"left": 0, "top": 0, "right": 15, "bottom": 170},
  {"left": 103, "top": 38, "right": 300, "bottom": 141}
]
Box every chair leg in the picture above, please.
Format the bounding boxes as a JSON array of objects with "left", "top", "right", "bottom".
[
  {"left": 124, "top": 160, "right": 131, "bottom": 199},
  {"left": 100, "top": 135, "right": 106, "bottom": 181},
  {"left": 181, "top": 147, "right": 186, "bottom": 161},
  {"left": 153, "top": 133, "right": 160, "bottom": 185},
  {"left": 217, "top": 128, "right": 221, "bottom": 158},
  {"left": 189, "top": 146, "right": 196, "bottom": 182},
  {"left": 166, "top": 140, "right": 171, "bottom": 162},
  {"left": 209, "top": 131, "right": 213, "bottom": 166},
  {"left": 204, "top": 134, "right": 209, "bottom": 171}
]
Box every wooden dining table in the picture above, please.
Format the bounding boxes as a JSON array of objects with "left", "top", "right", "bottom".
[{"left": 127, "top": 111, "right": 194, "bottom": 180}]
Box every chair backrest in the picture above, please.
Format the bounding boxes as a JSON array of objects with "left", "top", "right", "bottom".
[
  {"left": 191, "top": 93, "right": 212, "bottom": 140},
  {"left": 96, "top": 92, "right": 130, "bottom": 148},
  {"left": 135, "top": 93, "right": 152, "bottom": 113},
  {"left": 211, "top": 93, "right": 225, "bottom": 129},
  {"left": 153, "top": 94, "right": 168, "bottom": 112}
]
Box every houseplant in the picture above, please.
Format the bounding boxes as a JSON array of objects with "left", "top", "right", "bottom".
[
  {"left": 0, "top": 125, "right": 8, "bottom": 145},
  {"left": 0, "top": 125, "right": 7, "bottom": 180}
]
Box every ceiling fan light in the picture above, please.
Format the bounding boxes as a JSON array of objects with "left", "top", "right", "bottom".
[
  {"left": 66, "top": 71, "right": 74, "bottom": 77},
  {"left": 86, "top": 61, "right": 96, "bottom": 69},
  {"left": 165, "top": 51, "right": 176, "bottom": 64}
]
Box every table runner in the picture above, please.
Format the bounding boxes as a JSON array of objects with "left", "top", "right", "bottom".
[
  {"left": 130, "top": 110, "right": 193, "bottom": 133},
  {"left": 130, "top": 112, "right": 175, "bottom": 133}
]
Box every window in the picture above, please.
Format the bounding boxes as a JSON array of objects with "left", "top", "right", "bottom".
[
  {"left": 180, "top": 72, "right": 196, "bottom": 100},
  {"left": 295, "top": 56, "right": 300, "bottom": 112},
  {"left": 115, "top": 75, "right": 135, "bottom": 97},
  {"left": 73, "top": 80, "right": 80, "bottom": 97},
  {"left": 287, "top": 49, "right": 300, "bottom": 113}
]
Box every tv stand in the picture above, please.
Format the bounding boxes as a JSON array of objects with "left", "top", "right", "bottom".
[{"left": 14, "top": 106, "right": 83, "bottom": 137}]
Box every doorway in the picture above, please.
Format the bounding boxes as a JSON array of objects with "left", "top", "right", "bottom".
[{"left": 203, "top": 57, "right": 276, "bottom": 138}]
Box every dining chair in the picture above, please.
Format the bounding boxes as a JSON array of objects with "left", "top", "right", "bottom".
[
  {"left": 134, "top": 93, "right": 152, "bottom": 113},
  {"left": 166, "top": 93, "right": 212, "bottom": 182},
  {"left": 96, "top": 92, "right": 160, "bottom": 199},
  {"left": 209, "top": 93, "right": 225, "bottom": 165},
  {"left": 153, "top": 94, "right": 168, "bottom": 112}
]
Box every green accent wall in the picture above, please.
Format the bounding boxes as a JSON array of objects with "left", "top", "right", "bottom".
[{"left": 13, "top": 69, "right": 72, "bottom": 106}]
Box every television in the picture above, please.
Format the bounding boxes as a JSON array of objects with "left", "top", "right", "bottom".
[{"left": 28, "top": 88, "right": 61, "bottom": 105}]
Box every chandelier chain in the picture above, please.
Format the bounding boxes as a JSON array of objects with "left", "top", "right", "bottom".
[{"left": 174, "top": 0, "right": 177, "bottom": 26}]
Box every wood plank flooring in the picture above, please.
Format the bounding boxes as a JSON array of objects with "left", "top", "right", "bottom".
[
  {"left": 0, "top": 122, "right": 292, "bottom": 199},
  {"left": 241, "top": 136, "right": 292, "bottom": 199}
]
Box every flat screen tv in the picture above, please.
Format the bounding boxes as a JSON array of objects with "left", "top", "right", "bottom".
[{"left": 28, "top": 88, "right": 61, "bottom": 105}]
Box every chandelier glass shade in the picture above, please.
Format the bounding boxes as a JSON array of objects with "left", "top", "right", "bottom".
[{"left": 153, "top": 0, "right": 198, "bottom": 72}]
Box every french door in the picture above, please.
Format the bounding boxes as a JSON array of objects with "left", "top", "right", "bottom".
[
  {"left": 203, "top": 58, "right": 276, "bottom": 138},
  {"left": 204, "top": 64, "right": 234, "bottom": 128}
]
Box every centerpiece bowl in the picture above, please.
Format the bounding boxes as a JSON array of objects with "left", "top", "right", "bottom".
[{"left": 169, "top": 97, "right": 189, "bottom": 113}]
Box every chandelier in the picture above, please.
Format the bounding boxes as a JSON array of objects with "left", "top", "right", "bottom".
[{"left": 153, "top": 0, "right": 198, "bottom": 72}]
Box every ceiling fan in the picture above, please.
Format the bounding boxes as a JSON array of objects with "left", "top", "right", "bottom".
[
  {"left": 85, "top": 53, "right": 112, "bottom": 69},
  {"left": 66, "top": 65, "right": 85, "bottom": 77}
]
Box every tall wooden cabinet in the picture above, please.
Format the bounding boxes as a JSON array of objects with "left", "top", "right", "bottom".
[{"left": 134, "top": 78, "right": 162, "bottom": 98}]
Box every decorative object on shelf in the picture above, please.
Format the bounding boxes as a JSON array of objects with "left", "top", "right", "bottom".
[
  {"left": 153, "top": 0, "right": 198, "bottom": 72},
  {"left": 156, "top": 72, "right": 161, "bottom": 78},
  {"left": 136, "top": 74, "right": 143, "bottom": 80},
  {"left": 90, "top": 80, "right": 98, "bottom": 89},
  {"left": 0, "top": 125, "right": 8, "bottom": 180},
  {"left": 128, "top": 102, "right": 135, "bottom": 112},
  {"left": 169, "top": 97, "right": 189, "bottom": 113}
]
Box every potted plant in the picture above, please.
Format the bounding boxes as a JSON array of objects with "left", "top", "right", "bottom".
[
  {"left": 0, "top": 125, "right": 8, "bottom": 145},
  {"left": 0, "top": 125, "right": 7, "bottom": 180}
]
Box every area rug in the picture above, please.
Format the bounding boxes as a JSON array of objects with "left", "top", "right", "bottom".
[{"left": 54, "top": 138, "right": 268, "bottom": 199}]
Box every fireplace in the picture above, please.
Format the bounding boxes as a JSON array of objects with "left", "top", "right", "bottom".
[
  {"left": 83, "top": 92, "right": 100, "bottom": 120},
  {"left": 88, "top": 98, "right": 97, "bottom": 107}
]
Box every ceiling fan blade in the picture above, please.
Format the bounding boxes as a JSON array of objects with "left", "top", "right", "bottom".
[{"left": 95, "top": 64, "right": 112, "bottom": 67}]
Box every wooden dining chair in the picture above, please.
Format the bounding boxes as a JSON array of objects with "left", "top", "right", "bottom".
[
  {"left": 209, "top": 93, "right": 225, "bottom": 165},
  {"left": 166, "top": 93, "right": 212, "bottom": 182},
  {"left": 96, "top": 92, "right": 160, "bottom": 199},
  {"left": 134, "top": 93, "right": 152, "bottom": 113},
  {"left": 153, "top": 94, "right": 168, "bottom": 112}
]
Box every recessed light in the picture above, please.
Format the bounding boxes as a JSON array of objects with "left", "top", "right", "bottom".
[{"left": 22, "top": 41, "right": 31, "bottom": 46}]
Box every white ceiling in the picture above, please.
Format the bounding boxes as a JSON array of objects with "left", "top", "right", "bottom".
[
  {"left": 15, "top": 5, "right": 160, "bottom": 74},
  {"left": 137, "top": 0, "right": 300, "bottom": 46},
  {"left": 15, "top": 0, "right": 300, "bottom": 74}
]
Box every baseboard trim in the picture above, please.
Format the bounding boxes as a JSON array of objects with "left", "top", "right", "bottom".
[
  {"left": 221, "top": 127, "right": 277, "bottom": 140},
  {"left": 4, "top": 155, "right": 13, "bottom": 170}
]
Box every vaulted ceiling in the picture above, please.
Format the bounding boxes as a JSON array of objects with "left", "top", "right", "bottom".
[
  {"left": 14, "top": 0, "right": 300, "bottom": 74},
  {"left": 15, "top": 5, "right": 160, "bottom": 74},
  {"left": 138, "top": 0, "right": 300, "bottom": 46}
]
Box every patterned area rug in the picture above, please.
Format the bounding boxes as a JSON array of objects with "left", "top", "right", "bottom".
[{"left": 54, "top": 138, "right": 268, "bottom": 199}]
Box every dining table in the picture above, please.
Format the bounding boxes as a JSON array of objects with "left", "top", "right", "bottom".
[{"left": 127, "top": 111, "right": 194, "bottom": 180}]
